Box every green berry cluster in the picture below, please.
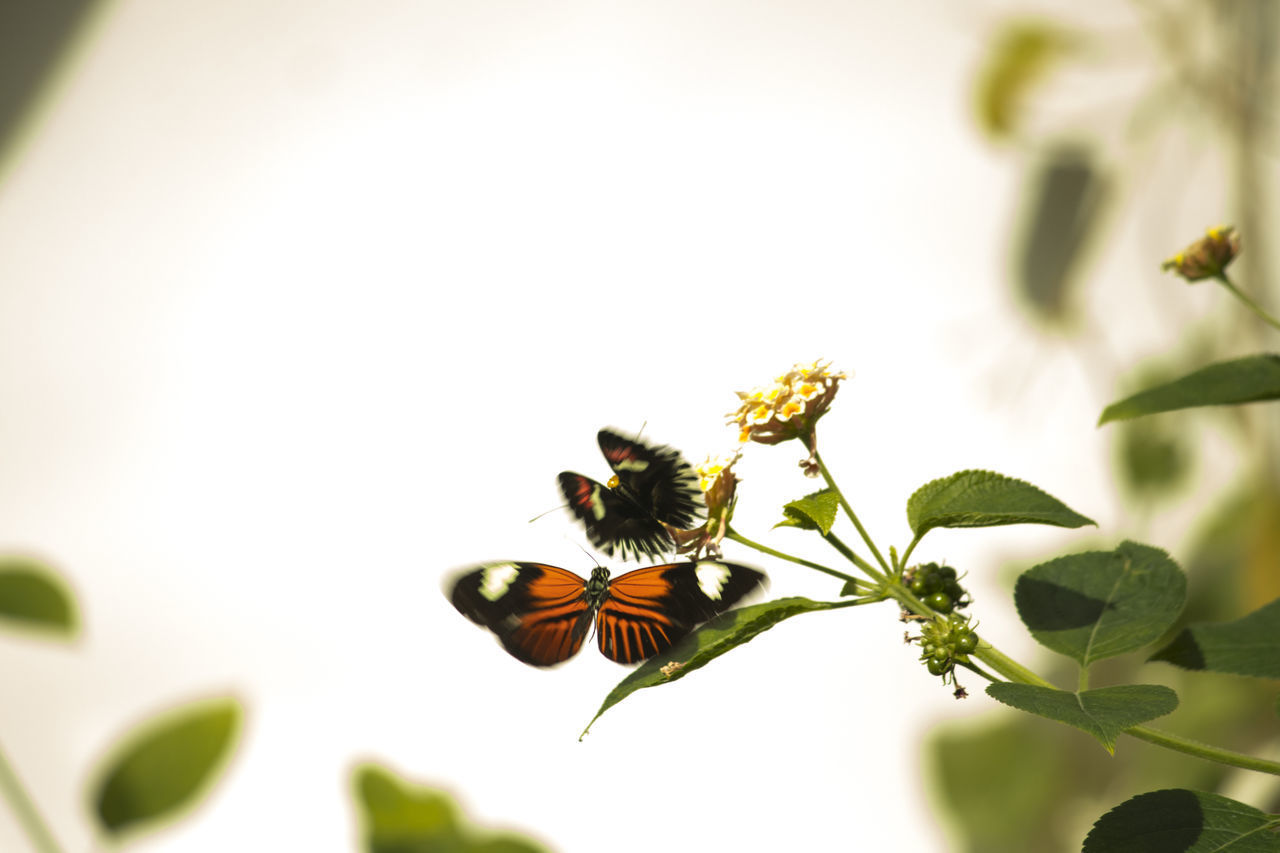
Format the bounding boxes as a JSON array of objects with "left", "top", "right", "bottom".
[
  {"left": 906, "top": 562, "right": 969, "bottom": 614},
  {"left": 912, "top": 614, "right": 980, "bottom": 698}
]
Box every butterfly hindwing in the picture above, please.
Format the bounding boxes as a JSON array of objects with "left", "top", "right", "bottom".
[
  {"left": 449, "top": 562, "right": 594, "bottom": 667},
  {"left": 595, "top": 561, "right": 768, "bottom": 664}
]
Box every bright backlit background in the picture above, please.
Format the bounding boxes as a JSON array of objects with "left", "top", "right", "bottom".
[{"left": 0, "top": 2, "right": 1233, "bottom": 851}]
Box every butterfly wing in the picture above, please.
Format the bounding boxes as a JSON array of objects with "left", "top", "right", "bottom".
[
  {"left": 595, "top": 561, "right": 768, "bottom": 664},
  {"left": 557, "top": 471, "right": 673, "bottom": 562},
  {"left": 448, "top": 562, "right": 594, "bottom": 666},
  {"left": 598, "top": 429, "right": 705, "bottom": 530}
]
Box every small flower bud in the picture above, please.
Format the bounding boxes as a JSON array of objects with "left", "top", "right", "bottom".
[{"left": 1161, "top": 225, "right": 1240, "bottom": 282}]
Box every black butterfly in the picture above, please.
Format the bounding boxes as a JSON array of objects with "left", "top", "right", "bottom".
[
  {"left": 448, "top": 560, "right": 767, "bottom": 666},
  {"left": 557, "top": 429, "right": 705, "bottom": 562}
]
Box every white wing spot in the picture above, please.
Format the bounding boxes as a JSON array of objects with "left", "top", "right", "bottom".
[
  {"left": 695, "top": 562, "right": 731, "bottom": 600},
  {"left": 479, "top": 563, "right": 521, "bottom": 602},
  {"left": 588, "top": 485, "right": 607, "bottom": 521},
  {"left": 613, "top": 458, "right": 650, "bottom": 472}
]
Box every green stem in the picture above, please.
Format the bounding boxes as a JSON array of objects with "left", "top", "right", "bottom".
[
  {"left": 726, "top": 528, "right": 859, "bottom": 585},
  {"left": 813, "top": 450, "right": 893, "bottom": 574},
  {"left": 1216, "top": 272, "right": 1280, "bottom": 331},
  {"left": 821, "top": 531, "right": 886, "bottom": 583},
  {"left": 0, "top": 740, "right": 63, "bottom": 853},
  {"left": 1124, "top": 726, "right": 1280, "bottom": 777},
  {"left": 971, "top": 642, "right": 1056, "bottom": 688},
  {"left": 898, "top": 534, "right": 923, "bottom": 574}
]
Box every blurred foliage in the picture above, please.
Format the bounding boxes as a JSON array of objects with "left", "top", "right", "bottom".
[
  {"left": 974, "top": 20, "right": 1080, "bottom": 141},
  {"left": 1013, "top": 146, "right": 1107, "bottom": 326},
  {"left": 0, "top": 555, "right": 78, "bottom": 637},
  {"left": 89, "top": 696, "right": 243, "bottom": 840},
  {"left": 932, "top": 2, "right": 1280, "bottom": 848},
  {"left": 353, "top": 762, "right": 550, "bottom": 853}
]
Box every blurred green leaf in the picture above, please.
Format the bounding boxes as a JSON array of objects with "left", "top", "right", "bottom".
[
  {"left": 0, "top": 556, "right": 77, "bottom": 637},
  {"left": 1015, "top": 541, "right": 1186, "bottom": 668},
  {"left": 775, "top": 488, "right": 839, "bottom": 534},
  {"left": 986, "top": 683, "right": 1177, "bottom": 754},
  {"left": 582, "top": 597, "right": 842, "bottom": 738},
  {"left": 1099, "top": 355, "right": 1280, "bottom": 424},
  {"left": 1083, "top": 789, "right": 1280, "bottom": 853},
  {"left": 91, "top": 696, "right": 242, "bottom": 838},
  {"left": 907, "top": 469, "right": 1095, "bottom": 539},
  {"left": 1014, "top": 146, "right": 1106, "bottom": 323},
  {"left": 974, "top": 21, "right": 1079, "bottom": 139},
  {"left": 1115, "top": 416, "right": 1191, "bottom": 501},
  {"left": 929, "top": 715, "right": 1080, "bottom": 853},
  {"left": 1149, "top": 597, "right": 1280, "bottom": 678},
  {"left": 353, "top": 762, "right": 548, "bottom": 853}
]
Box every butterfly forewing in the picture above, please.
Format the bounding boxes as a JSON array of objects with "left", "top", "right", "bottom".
[
  {"left": 597, "top": 429, "right": 705, "bottom": 530},
  {"left": 595, "top": 562, "right": 768, "bottom": 664},
  {"left": 449, "top": 562, "right": 594, "bottom": 667}
]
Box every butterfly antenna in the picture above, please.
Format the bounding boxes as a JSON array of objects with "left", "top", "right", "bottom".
[
  {"left": 571, "top": 540, "right": 604, "bottom": 569},
  {"left": 528, "top": 503, "right": 567, "bottom": 524}
]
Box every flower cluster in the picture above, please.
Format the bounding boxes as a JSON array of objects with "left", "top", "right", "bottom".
[
  {"left": 1161, "top": 225, "right": 1240, "bottom": 282},
  {"left": 727, "top": 360, "right": 847, "bottom": 449}
]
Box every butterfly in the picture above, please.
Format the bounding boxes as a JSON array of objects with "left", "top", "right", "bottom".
[
  {"left": 448, "top": 560, "right": 767, "bottom": 666},
  {"left": 557, "top": 429, "right": 706, "bottom": 562}
]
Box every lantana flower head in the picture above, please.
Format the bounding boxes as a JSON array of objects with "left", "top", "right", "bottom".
[
  {"left": 672, "top": 451, "right": 741, "bottom": 559},
  {"left": 1161, "top": 225, "right": 1240, "bottom": 282},
  {"left": 728, "top": 360, "right": 848, "bottom": 448}
]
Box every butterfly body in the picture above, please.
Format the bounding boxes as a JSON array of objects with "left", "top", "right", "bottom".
[
  {"left": 558, "top": 429, "right": 705, "bottom": 562},
  {"left": 449, "top": 560, "right": 766, "bottom": 666}
]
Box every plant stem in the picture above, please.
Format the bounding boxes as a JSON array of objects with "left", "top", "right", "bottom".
[
  {"left": 898, "top": 534, "right": 923, "bottom": 574},
  {"left": 0, "top": 740, "right": 63, "bottom": 853},
  {"left": 1216, "top": 272, "right": 1280, "bottom": 331},
  {"left": 726, "top": 528, "right": 859, "bottom": 585},
  {"left": 821, "top": 531, "right": 886, "bottom": 583},
  {"left": 813, "top": 450, "right": 893, "bottom": 574},
  {"left": 1124, "top": 726, "right": 1280, "bottom": 777}
]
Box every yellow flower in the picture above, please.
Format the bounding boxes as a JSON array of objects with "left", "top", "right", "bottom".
[{"left": 1162, "top": 225, "right": 1241, "bottom": 282}]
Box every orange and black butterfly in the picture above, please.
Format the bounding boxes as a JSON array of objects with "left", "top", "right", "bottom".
[
  {"left": 557, "top": 429, "right": 705, "bottom": 563},
  {"left": 448, "top": 560, "right": 767, "bottom": 666}
]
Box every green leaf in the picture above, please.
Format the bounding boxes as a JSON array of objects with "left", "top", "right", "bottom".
[
  {"left": 1014, "top": 146, "right": 1106, "bottom": 323},
  {"left": 986, "top": 683, "right": 1177, "bottom": 754},
  {"left": 1149, "top": 597, "right": 1280, "bottom": 678},
  {"left": 0, "top": 556, "right": 78, "bottom": 637},
  {"left": 91, "top": 696, "right": 242, "bottom": 838},
  {"left": 776, "top": 489, "right": 839, "bottom": 534},
  {"left": 906, "top": 469, "right": 1095, "bottom": 538},
  {"left": 582, "top": 597, "right": 843, "bottom": 738},
  {"left": 1015, "top": 541, "right": 1186, "bottom": 668},
  {"left": 1099, "top": 354, "right": 1280, "bottom": 425},
  {"left": 353, "top": 762, "right": 547, "bottom": 853},
  {"left": 1083, "top": 789, "right": 1280, "bottom": 853}
]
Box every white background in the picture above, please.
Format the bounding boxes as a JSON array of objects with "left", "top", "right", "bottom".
[{"left": 0, "top": 1, "right": 1232, "bottom": 851}]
